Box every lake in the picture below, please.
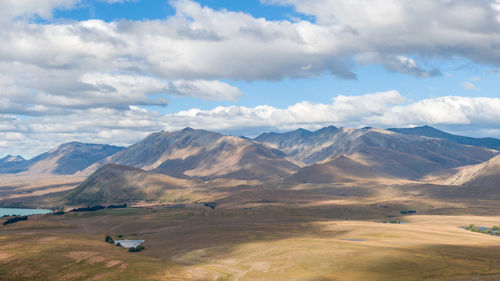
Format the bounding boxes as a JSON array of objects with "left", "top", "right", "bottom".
[{"left": 0, "top": 208, "right": 51, "bottom": 217}]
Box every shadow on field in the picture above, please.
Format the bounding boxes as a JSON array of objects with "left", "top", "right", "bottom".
[{"left": 364, "top": 244, "right": 500, "bottom": 281}]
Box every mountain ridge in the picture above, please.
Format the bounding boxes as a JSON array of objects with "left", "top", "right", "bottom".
[{"left": 388, "top": 125, "right": 500, "bottom": 150}]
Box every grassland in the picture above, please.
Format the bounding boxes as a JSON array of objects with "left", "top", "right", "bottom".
[{"left": 2, "top": 183, "right": 500, "bottom": 281}]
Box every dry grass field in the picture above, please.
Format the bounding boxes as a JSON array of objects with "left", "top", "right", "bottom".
[{"left": 2, "top": 181, "right": 500, "bottom": 281}]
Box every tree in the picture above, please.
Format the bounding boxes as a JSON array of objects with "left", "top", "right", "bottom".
[{"left": 105, "top": 235, "right": 114, "bottom": 244}]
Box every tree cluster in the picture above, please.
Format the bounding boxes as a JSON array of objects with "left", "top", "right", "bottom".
[
  {"left": 3, "top": 216, "right": 28, "bottom": 225},
  {"left": 128, "top": 245, "right": 145, "bottom": 252}
]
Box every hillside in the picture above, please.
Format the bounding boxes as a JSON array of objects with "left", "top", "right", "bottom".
[
  {"left": 98, "top": 128, "right": 299, "bottom": 180},
  {"left": 63, "top": 164, "right": 199, "bottom": 205},
  {"left": 444, "top": 154, "right": 500, "bottom": 187},
  {"left": 388, "top": 125, "right": 500, "bottom": 150},
  {"left": 287, "top": 155, "right": 387, "bottom": 184}
]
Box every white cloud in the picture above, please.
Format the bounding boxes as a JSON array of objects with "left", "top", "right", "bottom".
[
  {"left": 0, "top": 0, "right": 499, "bottom": 115},
  {"left": 462, "top": 81, "right": 479, "bottom": 91},
  {"left": 4, "top": 91, "right": 500, "bottom": 158}
]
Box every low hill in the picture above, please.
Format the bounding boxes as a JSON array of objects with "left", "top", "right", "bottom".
[
  {"left": 63, "top": 164, "right": 196, "bottom": 206},
  {"left": 287, "top": 155, "right": 386, "bottom": 184},
  {"left": 388, "top": 125, "right": 500, "bottom": 150},
  {"left": 445, "top": 154, "right": 500, "bottom": 187}
]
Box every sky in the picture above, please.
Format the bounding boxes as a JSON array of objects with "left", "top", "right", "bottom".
[{"left": 1, "top": 0, "right": 500, "bottom": 158}]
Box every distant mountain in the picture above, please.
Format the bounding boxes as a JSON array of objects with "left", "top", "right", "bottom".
[
  {"left": 0, "top": 155, "right": 28, "bottom": 173},
  {"left": 388, "top": 126, "right": 500, "bottom": 150},
  {"left": 97, "top": 128, "right": 299, "bottom": 181},
  {"left": 0, "top": 155, "right": 25, "bottom": 163},
  {"left": 254, "top": 126, "right": 338, "bottom": 164},
  {"left": 0, "top": 142, "right": 124, "bottom": 175},
  {"left": 256, "top": 126, "right": 498, "bottom": 179}
]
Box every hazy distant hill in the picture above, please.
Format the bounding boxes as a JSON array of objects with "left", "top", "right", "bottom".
[
  {"left": 0, "top": 155, "right": 28, "bottom": 173},
  {"left": 0, "top": 142, "right": 124, "bottom": 175},
  {"left": 98, "top": 128, "right": 299, "bottom": 180},
  {"left": 256, "top": 126, "right": 497, "bottom": 179},
  {"left": 388, "top": 126, "right": 500, "bottom": 150}
]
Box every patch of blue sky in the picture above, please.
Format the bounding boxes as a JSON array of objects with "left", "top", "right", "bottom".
[{"left": 49, "top": 0, "right": 308, "bottom": 23}]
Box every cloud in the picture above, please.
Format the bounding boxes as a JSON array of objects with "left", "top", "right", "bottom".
[
  {"left": 0, "top": 0, "right": 499, "bottom": 115},
  {"left": 462, "top": 81, "right": 479, "bottom": 91},
  {"left": 166, "top": 80, "right": 242, "bottom": 101},
  {"left": 357, "top": 53, "right": 441, "bottom": 78},
  {"left": 4, "top": 91, "right": 500, "bottom": 158}
]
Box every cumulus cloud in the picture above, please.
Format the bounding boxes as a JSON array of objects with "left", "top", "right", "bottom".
[
  {"left": 4, "top": 91, "right": 500, "bottom": 158},
  {"left": 264, "top": 0, "right": 500, "bottom": 70},
  {"left": 0, "top": 0, "right": 499, "bottom": 115}
]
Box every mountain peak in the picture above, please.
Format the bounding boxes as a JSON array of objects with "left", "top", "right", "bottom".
[
  {"left": 0, "top": 155, "right": 25, "bottom": 163},
  {"left": 313, "top": 125, "right": 338, "bottom": 135}
]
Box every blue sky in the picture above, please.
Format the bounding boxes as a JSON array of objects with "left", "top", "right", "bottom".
[{"left": 1, "top": 0, "right": 500, "bottom": 157}]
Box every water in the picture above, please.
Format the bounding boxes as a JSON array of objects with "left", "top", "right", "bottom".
[
  {"left": 460, "top": 226, "right": 500, "bottom": 236},
  {"left": 342, "top": 239, "right": 365, "bottom": 242},
  {"left": 0, "top": 208, "right": 51, "bottom": 217},
  {"left": 114, "top": 240, "right": 145, "bottom": 248}
]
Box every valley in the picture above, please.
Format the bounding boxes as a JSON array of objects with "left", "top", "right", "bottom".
[{"left": 1, "top": 126, "right": 500, "bottom": 280}]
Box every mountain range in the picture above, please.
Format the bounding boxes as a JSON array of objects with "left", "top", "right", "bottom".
[
  {"left": 1, "top": 125, "right": 499, "bottom": 206},
  {"left": 0, "top": 142, "right": 124, "bottom": 175},
  {"left": 388, "top": 125, "right": 500, "bottom": 150}
]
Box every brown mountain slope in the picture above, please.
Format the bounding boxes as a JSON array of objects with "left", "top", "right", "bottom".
[
  {"left": 63, "top": 164, "right": 200, "bottom": 206},
  {"left": 287, "top": 155, "right": 387, "bottom": 184},
  {"left": 94, "top": 128, "right": 299, "bottom": 181},
  {"left": 444, "top": 154, "right": 500, "bottom": 187},
  {"left": 256, "top": 127, "right": 497, "bottom": 179}
]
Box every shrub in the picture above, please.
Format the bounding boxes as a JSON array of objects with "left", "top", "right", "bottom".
[
  {"left": 204, "top": 202, "right": 218, "bottom": 210},
  {"left": 128, "top": 245, "right": 145, "bottom": 252},
  {"left": 116, "top": 242, "right": 121, "bottom": 247},
  {"left": 70, "top": 205, "right": 105, "bottom": 212},
  {"left": 105, "top": 235, "right": 114, "bottom": 244}
]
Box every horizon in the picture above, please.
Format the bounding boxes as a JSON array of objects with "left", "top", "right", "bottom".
[{"left": 2, "top": 124, "right": 498, "bottom": 159}]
